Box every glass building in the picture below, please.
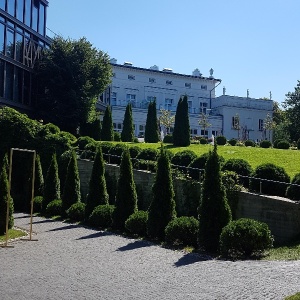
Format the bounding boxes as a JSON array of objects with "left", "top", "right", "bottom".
[{"left": 0, "top": 0, "right": 51, "bottom": 111}]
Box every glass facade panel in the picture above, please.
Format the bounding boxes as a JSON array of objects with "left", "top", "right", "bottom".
[
  {"left": 32, "top": 2, "right": 38, "bottom": 31},
  {"left": 38, "top": 3, "right": 45, "bottom": 35},
  {"left": 0, "top": 1, "right": 5, "bottom": 10},
  {"left": 0, "top": 60, "right": 4, "bottom": 97},
  {"left": 23, "top": 70, "right": 30, "bottom": 105},
  {"left": 6, "top": 27, "right": 15, "bottom": 58},
  {"left": 5, "top": 63, "right": 14, "bottom": 100},
  {"left": 15, "top": 32, "right": 23, "bottom": 62},
  {"left": 24, "top": 0, "right": 31, "bottom": 27},
  {"left": 14, "top": 67, "right": 23, "bottom": 102},
  {"left": 7, "top": 0, "right": 16, "bottom": 17},
  {"left": 16, "top": 0, "right": 24, "bottom": 22},
  {"left": 0, "top": 23, "right": 4, "bottom": 54}
]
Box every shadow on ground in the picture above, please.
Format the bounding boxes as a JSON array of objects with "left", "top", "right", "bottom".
[
  {"left": 174, "top": 253, "right": 212, "bottom": 267},
  {"left": 76, "top": 231, "right": 113, "bottom": 240},
  {"left": 48, "top": 224, "right": 80, "bottom": 232},
  {"left": 117, "top": 240, "right": 153, "bottom": 252}
]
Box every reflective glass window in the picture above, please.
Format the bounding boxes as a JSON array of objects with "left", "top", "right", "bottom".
[
  {"left": 32, "top": 1, "right": 38, "bottom": 31},
  {"left": 23, "top": 70, "right": 30, "bottom": 105},
  {"left": 15, "top": 32, "right": 23, "bottom": 62},
  {"left": 5, "top": 63, "right": 14, "bottom": 100},
  {"left": 14, "top": 67, "right": 23, "bottom": 103},
  {"left": 0, "top": 23, "right": 4, "bottom": 54},
  {"left": 38, "top": 3, "right": 45, "bottom": 35},
  {"left": 6, "top": 28, "right": 15, "bottom": 58},
  {"left": 16, "top": 0, "right": 24, "bottom": 22},
  {"left": 0, "top": 60, "right": 4, "bottom": 97},
  {"left": 0, "top": 0, "right": 5, "bottom": 10},
  {"left": 24, "top": 0, "right": 31, "bottom": 27},
  {"left": 7, "top": 0, "right": 15, "bottom": 17}
]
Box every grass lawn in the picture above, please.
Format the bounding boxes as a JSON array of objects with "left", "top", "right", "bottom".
[
  {"left": 125, "top": 142, "right": 300, "bottom": 178},
  {"left": 0, "top": 228, "right": 27, "bottom": 243}
]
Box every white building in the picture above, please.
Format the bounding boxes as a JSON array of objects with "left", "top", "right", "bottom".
[{"left": 100, "top": 59, "right": 273, "bottom": 141}]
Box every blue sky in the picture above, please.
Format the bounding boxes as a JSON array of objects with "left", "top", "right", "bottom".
[{"left": 47, "top": 0, "right": 300, "bottom": 104}]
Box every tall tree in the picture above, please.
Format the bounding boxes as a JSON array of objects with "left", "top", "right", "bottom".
[
  {"left": 61, "top": 150, "right": 81, "bottom": 216},
  {"left": 147, "top": 146, "right": 176, "bottom": 239},
  {"left": 121, "top": 103, "right": 134, "bottom": 142},
  {"left": 80, "top": 118, "right": 102, "bottom": 141},
  {"left": 173, "top": 95, "right": 190, "bottom": 146},
  {"left": 145, "top": 100, "right": 159, "bottom": 143},
  {"left": 113, "top": 148, "right": 137, "bottom": 230},
  {"left": 85, "top": 147, "right": 109, "bottom": 219},
  {"left": 159, "top": 108, "right": 175, "bottom": 134},
  {"left": 198, "top": 144, "right": 232, "bottom": 252},
  {"left": 283, "top": 80, "right": 300, "bottom": 141},
  {"left": 35, "top": 36, "right": 112, "bottom": 134},
  {"left": 101, "top": 106, "right": 114, "bottom": 141}
]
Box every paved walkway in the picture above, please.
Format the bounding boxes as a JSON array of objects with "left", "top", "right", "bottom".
[{"left": 1, "top": 213, "right": 300, "bottom": 300}]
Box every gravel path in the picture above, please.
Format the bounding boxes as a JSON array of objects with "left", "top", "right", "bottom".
[{"left": 1, "top": 213, "right": 299, "bottom": 300}]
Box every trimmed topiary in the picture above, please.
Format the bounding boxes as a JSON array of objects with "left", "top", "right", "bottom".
[
  {"left": 129, "top": 146, "right": 141, "bottom": 159},
  {"left": 216, "top": 135, "right": 227, "bottom": 145},
  {"left": 114, "top": 131, "right": 121, "bottom": 142},
  {"left": 165, "top": 216, "right": 199, "bottom": 247},
  {"left": 66, "top": 202, "right": 86, "bottom": 222},
  {"left": 220, "top": 218, "right": 273, "bottom": 258},
  {"left": 228, "top": 138, "right": 237, "bottom": 146},
  {"left": 245, "top": 140, "right": 255, "bottom": 147},
  {"left": 121, "top": 103, "right": 134, "bottom": 142},
  {"left": 109, "top": 143, "right": 128, "bottom": 165},
  {"left": 277, "top": 140, "right": 290, "bottom": 149},
  {"left": 199, "top": 138, "right": 208, "bottom": 144},
  {"left": 286, "top": 173, "right": 300, "bottom": 200},
  {"left": 45, "top": 199, "right": 62, "bottom": 217},
  {"left": 125, "top": 211, "right": 148, "bottom": 236},
  {"left": 33, "top": 196, "right": 43, "bottom": 213},
  {"left": 58, "top": 150, "right": 73, "bottom": 192},
  {"left": 77, "top": 136, "right": 95, "bottom": 151},
  {"left": 101, "top": 105, "right": 114, "bottom": 141},
  {"left": 34, "top": 154, "right": 44, "bottom": 197},
  {"left": 250, "top": 163, "right": 290, "bottom": 197},
  {"left": 89, "top": 204, "right": 115, "bottom": 228},
  {"left": 133, "top": 160, "right": 157, "bottom": 173},
  {"left": 222, "top": 158, "right": 252, "bottom": 187},
  {"left": 163, "top": 134, "right": 173, "bottom": 144},
  {"left": 260, "top": 140, "right": 272, "bottom": 148},
  {"left": 136, "top": 148, "right": 158, "bottom": 161},
  {"left": 171, "top": 150, "right": 197, "bottom": 172},
  {"left": 144, "top": 100, "right": 159, "bottom": 143}
]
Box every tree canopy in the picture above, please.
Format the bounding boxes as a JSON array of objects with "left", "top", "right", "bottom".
[{"left": 35, "top": 36, "right": 112, "bottom": 134}]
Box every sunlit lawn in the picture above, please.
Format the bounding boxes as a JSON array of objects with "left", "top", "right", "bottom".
[
  {"left": 0, "top": 228, "right": 27, "bottom": 243},
  {"left": 125, "top": 142, "right": 300, "bottom": 178}
]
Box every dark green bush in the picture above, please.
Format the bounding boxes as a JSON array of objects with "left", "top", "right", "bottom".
[
  {"left": 84, "top": 142, "right": 97, "bottom": 153},
  {"left": 165, "top": 216, "right": 199, "bottom": 247},
  {"left": 88, "top": 204, "right": 115, "bottom": 228},
  {"left": 277, "top": 140, "right": 290, "bottom": 149},
  {"left": 228, "top": 138, "right": 237, "bottom": 146},
  {"left": 66, "top": 202, "right": 86, "bottom": 222},
  {"left": 33, "top": 196, "right": 43, "bottom": 213},
  {"left": 216, "top": 135, "right": 227, "bottom": 145},
  {"left": 77, "top": 136, "right": 95, "bottom": 151},
  {"left": 171, "top": 150, "right": 197, "bottom": 172},
  {"left": 163, "top": 134, "right": 173, "bottom": 143},
  {"left": 220, "top": 218, "right": 273, "bottom": 258},
  {"left": 114, "top": 131, "right": 121, "bottom": 141},
  {"left": 136, "top": 148, "right": 158, "bottom": 161},
  {"left": 297, "top": 138, "right": 300, "bottom": 150},
  {"left": 99, "top": 142, "right": 113, "bottom": 163},
  {"left": 129, "top": 146, "right": 141, "bottom": 158},
  {"left": 80, "top": 150, "right": 95, "bottom": 160},
  {"left": 245, "top": 140, "right": 255, "bottom": 147},
  {"left": 45, "top": 199, "right": 62, "bottom": 217},
  {"left": 133, "top": 160, "right": 157, "bottom": 173},
  {"left": 199, "top": 138, "right": 208, "bottom": 144},
  {"left": 125, "top": 211, "right": 148, "bottom": 236},
  {"left": 109, "top": 143, "right": 127, "bottom": 164},
  {"left": 250, "top": 163, "right": 290, "bottom": 197},
  {"left": 260, "top": 140, "right": 272, "bottom": 148},
  {"left": 273, "top": 139, "right": 281, "bottom": 148},
  {"left": 286, "top": 173, "right": 300, "bottom": 200},
  {"left": 222, "top": 158, "right": 252, "bottom": 187}
]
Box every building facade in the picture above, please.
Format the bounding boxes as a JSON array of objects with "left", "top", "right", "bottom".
[
  {"left": 101, "top": 60, "right": 273, "bottom": 140},
  {"left": 0, "top": 0, "right": 51, "bottom": 112}
]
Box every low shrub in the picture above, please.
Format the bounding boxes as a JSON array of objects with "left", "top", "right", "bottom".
[
  {"left": 125, "top": 211, "right": 148, "bottom": 236},
  {"left": 88, "top": 204, "right": 115, "bottom": 228},
  {"left": 45, "top": 199, "right": 62, "bottom": 217},
  {"left": 228, "top": 138, "right": 237, "bottom": 146},
  {"left": 171, "top": 150, "right": 197, "bottom": 170},
  {"left": 136, "top": 148, "right": 158, "bottom": 161},
  {"left": 33, "top": 196, "right": 43, "bottom": 213},
  {"left": 249, "top": 163, "right": 290, "bottom": 197},
  {"left": 260, "top": 140, "right": 272, "bottom": 148},
  {"left": 109, "top": 143, "right": 127, "bottom": 164},
  {"left": 99, "top": 142, "right": 113, "bottom": 155},
  {"left": 277, "top": 140, "right": 290, "bottom": 149},
  {"left": 220, "top": 218, "right": 273, "bottom": 258},
  {"left": 133, "top": 137, "right": 139, "bottom": 143},
  {"left": 273, "top": 139, "right": 281, "bottom": 149},
  {"left": 245, "top": 140, "right": 255, "bottom": 147},
  {"left": 222, "top": 158, "right": 252, "bottom": 187},
  {"left": 286, "top": 173, "right": 300, "bottom": 200},
  {"left": 133, "top": 160, "right": 157, "bottom": 173},
  {"left": 80, "top": 150, "right": 95, "bottom": 160},
  {"left": 236, "top": 141, "right": 245, "bottom": 147},
  {"left": 199, "top": 138, "right": 208, "bottom": 144},
  {"left": 163, "top": 134, "right": 173, "bottom": 143},
  {"left": 188, "top": 153, "right": 209, "bottom": 180},
  {"left": 66, "top": 202, "right": 86, "bottom": 222},
  {"left": 129, "top": 146, "right": 141, "bottom": 159},
  {"left": 114, "top": 131, "right": 121, "bottom": 141},
  {"left": 165, "top": 216, "right": 199, "bottom": 247},
  {"left": 77, "top": 136, "right": 95, "bottom": 151},
  {"left": 216, "top": 135, "right": 227, "bottom": 145}
]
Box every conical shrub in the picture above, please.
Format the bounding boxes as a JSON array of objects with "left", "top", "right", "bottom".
[{"left": 101, "top": 106, "right": 114, "bottom": 141}]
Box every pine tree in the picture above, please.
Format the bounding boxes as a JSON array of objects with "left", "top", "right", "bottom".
[
  {"left": 121, "top": 103, "right": 134, "bottom": 142},
  {"left": 34, "top": 154, "right": 44, "bottom": 197},
  {"left": 113, "top": 148, "right": 137, "bottom": 230},
  {"left": 198, "top": 144, "right": 232, "bottom": 252},
  {"left": 85, "top": 147, "right": 109, "bottom": 219},
  {"left": 173, "top": 95, "right": 190, "bottom": 146},
  {"left": 80, "top": 118, "right": 102, "bottom": 141},
  {"left": 42, "top": 153, "right": 60, "bottom": 212},
  {"left": 0, "top": 156, "right": 14, "bottom": 235},
  {"left": 101, "top": 105, "right": 114, "bottom": 141},
  {"left": 147, "top": 146, "right": 176, "bottom": 239},
  {"left": 145, "top": 100, "right": 159, "bottom": 143},
  {"left": 62, "top": 150, "right": 81, "bottom": 216}
]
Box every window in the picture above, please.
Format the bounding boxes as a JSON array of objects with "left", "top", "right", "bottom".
[
  {"left": 5, "top": 63, "right": 14, "bottom": 100},
  {"left": 117, "top": 123, "right": 122, "bottom": 130},
  {"left": 201, "top": 130, "right": 208, "bottom": 137},
  {"left": 126, "top": 93, "right": 136, "bottom": 105},
  {"left": 259, "top": 119, "right": 264, "bottom": 131},
  {"left": 147, "top": 96, "right": 156, "bottom": 102},
  {"left": 139, "top": 125, "right": 144, "bottom": 131},
  {"left": 14, "top": 67, "right": 23, "bottom": 103},
  {"left": 6, "top": 28, "right": 15, "bottom": 58},
  {"left": 0, "top": 23, "right": 4, "bottom": 54},
  {"left": 0, "top": 60, "right": 4, "bottom": 97},
  {"left": 200, "top": 102, "right": 208, "bottom": 114},
  {"left": 128, "top": 75, "right": 135, "bottom": 80},
  {"left": 15, "top": 32, "right": 23, "bottom": 62},
  {"left": 149, "top": 77, "right": 156, "bottom": 83},
  {"left": 111, "top": 92, "right": 117, "bottom": 104},
  {"left": 23, "top": 70, "right": 31, "bottom": 105},
  {"left": 201, "top": 85, "right": 207, "bottom": 90},
  {"left": 165, "top": 98, "right": 173, "bottom": 109},
  {"left": 212, "top": 130, "right": 217, "bottom": 136},
  {"left": 7, "top": 0, "right": 15, "bottom": 17},
  {"left": 166, "top": 80, "right": 172, "bottom": 85},
  {"left": 16, "top": 0, "right": 24, "bottom": 22},
  {"left": 190, "top": 129, "right": 197, "bottom": 135},
  {"left": 32, "top": 1, "right": 38, "bottom": 31},
  {"left": 185, "top": 83, "right": 191, "bottom": 88},
  {"left": 232, "top": 116, "right": 240, "bottom": 129},
  {"left": 24, "top": 0, "right": 31, "bottom": 27},
  {"left": 38, "top": 3, "right": 45, "bottom": 35},
  {"left": 0, "top": 0, "right": 5, "bottom": 10}
]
